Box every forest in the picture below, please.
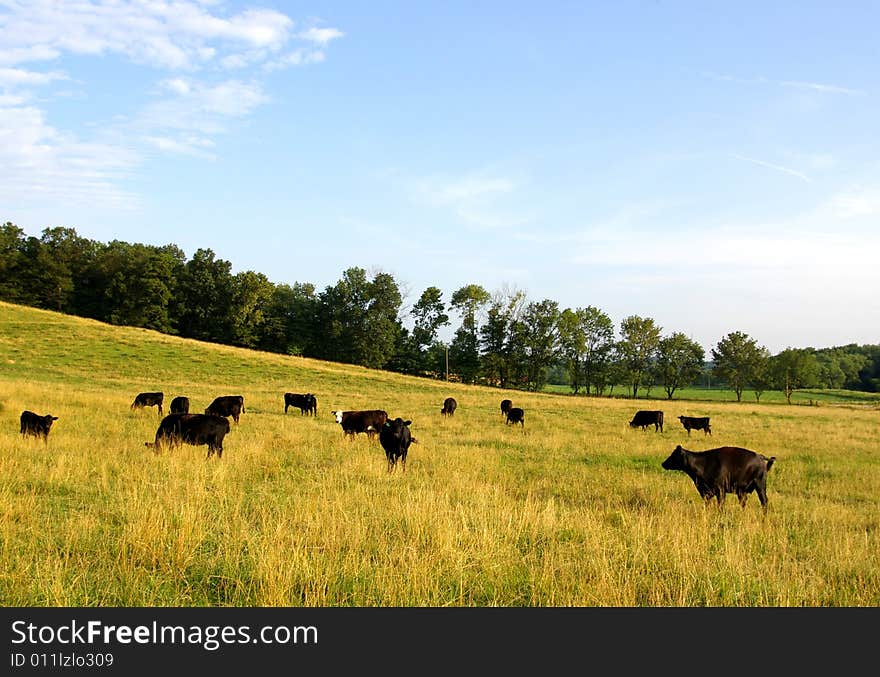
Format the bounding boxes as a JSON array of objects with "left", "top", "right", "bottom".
[{"left": 2, "top": 222, "right": 878, "bottom": 397}]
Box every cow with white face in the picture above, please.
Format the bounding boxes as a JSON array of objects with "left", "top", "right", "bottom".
[{"left": 332, "top": 409, "right": 388, "bottom": 439}]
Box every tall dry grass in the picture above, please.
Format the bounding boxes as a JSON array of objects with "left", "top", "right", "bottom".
[{"left": 1, "top": 302, "right": 878, "bottom": 606}]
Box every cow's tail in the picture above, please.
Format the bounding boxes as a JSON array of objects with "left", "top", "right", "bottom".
[{"left": 766, "top": 456, "right": 776, "bottom": 471}]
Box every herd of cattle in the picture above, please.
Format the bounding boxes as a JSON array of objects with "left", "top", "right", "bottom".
[{"left": 17, "top": 392, "right": 776, "bottom": 511}]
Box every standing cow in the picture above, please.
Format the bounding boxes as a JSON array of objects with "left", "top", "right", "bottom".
[
  {"left": 20, "top": 410, "right": 59, "bottom": 443},
  {"left": 629, "top": 410, "right": 664, "bottom": 432},
  {"left": 661, "top": 444, "right": 776, "bottom": 513},
  {"left": 379, "top": 417, "right": 414, "bottom": 473},
  {"left": 332, "top": 409, "right": 388, "bottom": 439},
  {"left": 131, "top": 392, "right": 164, "bottom": 415},
  {"left": 678, "top": 415, "right": 711, "bottom": 436},
  {"left": 170, "top": 396, "right": 190, "bottom": 414},
  {"left": 441, "top": 397, "right": 457, "bottom": 417},
  {"left": 146, "top": 413, "right": 231, "bottom": 459},
  {"left": 506, "top": 407, "right": 525, "bottom": 428},
  {"left": 285, "top": 393, "right": 317, "bottom": 416},
  {"left": 205, "top": 395, "right": 245, "bottom": 424}
]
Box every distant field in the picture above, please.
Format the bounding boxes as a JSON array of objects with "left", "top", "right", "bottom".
[
  {"left": 542, "top": 383, "right": 880, "bottom": 406},
  {"left": 1, "top": 301, "right": 878, "bottom": 606}
]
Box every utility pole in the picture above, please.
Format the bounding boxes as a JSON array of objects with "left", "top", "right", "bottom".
[{"left": 445, "top": 345, "right": 449, "bottom": 381}]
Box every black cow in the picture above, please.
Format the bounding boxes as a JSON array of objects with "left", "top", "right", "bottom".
[
  {"left": 678, "top": 415, "right": 711, "bottom": 436},
  {"left": 379, "top": 417, "right": 414, "bottom": 473},
  {"left": 131, "top": 392, "right": 164, "bottom": 415},
  {"left": 285, "top": 392, "right": 317, "bottom": 416},
  {"left": 500, "top": 399, "right": 513, "bottom": 417},
  {"left": 662, "top": 445, "right": 776, "bottom": 512},
  {"left": 332, "top": 409, "right": 388, "bottom": 439},
  {"left": 170, "top": 396, "right": 190, "bottom": 414},
  {"left": 506, "top": 407, "right": 525, "bottom": 427},
  {"left": 20, "top": 410, "right": 58, "bottom": 443},
  {"left": 441, "top": 397, "right": 457, "bottom": 417},
  {"left": 205, "top": 395, "right": 245, "bottom": 423},
  {"left": 146, "top": 413, "right": 231, "bottom": 459},
  {"left": 629, "top": 410, "right": 664, "bottom": 432}
]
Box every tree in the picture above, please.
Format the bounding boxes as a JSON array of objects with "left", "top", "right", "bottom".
[
  {"left": 228, "top": 270, "right": 275, "bottom": 348},
  {"left": 711, "top": 331, "right": 765, "bottom": 402},
  {"left": 449, "top": 284, "right": 490, "bottom": 384},
  {"left": 771, "top": 348, "right": 820, "bottom": 404},
  {"left": 479, "top": 287, "right": 526, "bottom": 388},
  {"left": 515, "top": 299, "right": 560, "bottom": 391},
  {"left": 750, "top": 347, "right": 773, "bottom": 402},
  {"left": 0, "top": 222, "right": 27, "bottom": 303},
  {"left": 617, "top": 315, "right": 662, "bottom": 398},
  {"left": 656, "top": 333, "right": 706, "bottom": 399},
  {"left": 410, "top": 286, "right": 449, "bottom": 352},
  {"left": 173, "top": 248, "right": 234, "bottom": 342}
]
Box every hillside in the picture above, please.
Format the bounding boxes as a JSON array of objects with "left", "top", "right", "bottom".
[{"left": 1, "top": 301, "right": 878, "bottom": 606}]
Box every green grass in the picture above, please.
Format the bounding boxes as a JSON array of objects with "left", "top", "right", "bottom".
[
  {"left": 1, "top": 301, "right": 878, "bottom": 606},
  {"left": 542, "top": 383, "right": 880, "bottom": 406}
]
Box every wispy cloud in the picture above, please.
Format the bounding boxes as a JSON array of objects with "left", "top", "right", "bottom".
[
  {"left": 702, "top": 71, "right": 865, "bottom": 96},
  {"left": 733, "top": 154, "right": 812, "bottom": 183},
  {"left": 408, "top": 172, "right": 530, "bottom": 230},
  {"left": 0, "top": 1, "right": 342, "bottom": 206}
]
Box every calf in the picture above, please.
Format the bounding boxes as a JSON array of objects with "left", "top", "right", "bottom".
[
  {"left": 441, "top": 397, "right": 457, "bottom": 417},
  {"left": 629, "top": 410, "right": 664, "bottom": 432},
  {"left": 170, "top": 396, "right": 190, "bottom": 414},
  {"left": 506, "top": 407, "right": 525, "bottom": 427},
  {"left": 131, "top": 392, "right": 164, "bottom": 415},
  {"left": 678, "top": 415, "right": 711, "bottom": 436},
  {"left": 379, "top": 417, "right": 414, "bottom": 473},
  {"left": 500, "top": 399, "right": 513, "bottom": 417},
  {"left": 205, "top": 395, "right": 245, "bottom": 424},
  {"left": 332, "top": 409, "right": 388, "bottom": 439},
  {"left": 146, "top": 413, "right": 231, "bottom": 459},
  {"left": 661, "top": 444, "right": 776, "bottom": 512},
  {"left": 20, "top": 410, "right": 58, "bottom": 443},
  {"left": 285, "top": 392, "right": 317, "bottom": 416}
]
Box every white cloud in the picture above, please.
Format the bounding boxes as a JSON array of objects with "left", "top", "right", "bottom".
[
  {"left": 0, "top": 67, "right": 68, "bottom": 86},
  {"left": 0, "top": 104, "right": 138, "bottom": 208},
  {"left": 0, "top": 1, "right": 295, "bottom": 70},
  {"left": 702, "top": 71, "right": 865, "bottom": 96},
  {"left": 825, "top": 188, "right": 880, "bottom": 219},
  {"left": 299, "top": 27, "right": 345, "bottom": 45}
]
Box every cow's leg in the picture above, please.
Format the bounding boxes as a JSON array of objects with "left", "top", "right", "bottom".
[
  {"left": 737, "top": 491, "right": 749, "bottom": 508},
  {"left": 755, "top": 479, "right": 769, "bottom": 513},
  {"left": 401, "top": 451, "right": 407, "bottom": 473}
]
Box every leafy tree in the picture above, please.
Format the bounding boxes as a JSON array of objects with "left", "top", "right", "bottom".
[
  {"left": 617, "top": 315, "right": 662, "bottom": 398},
  {"left": 656, "top": 332, "right": 706, "bottom": 399},
  {"left": 228, "top": 270, "right": 275, "bottom": 348},
  {"left": 772, "top": 348, "right": 820, "bottom": 404},
  {"left": 449, "top": 283, "right": 490, "bottom": 384},
  {"left": 749, "top": 347, "right": 773, "bottom": 402},
  {"left": 0, "top": 222, "right": 27, "bottom": 303},
  {"left": 515, "top": 299, "right": 560, "bottom": 391},
  {"left": 411, "top": 286, "right": 449, "bottom": 352},
  {"left": 479, "top": 287, "right": 526, "bottom": 388},
  {"left": 711, "top": 331, "right": 765, "bottom": 402},
  {"left": 173, "top": 248, "right": 234, "bottom": 342}
]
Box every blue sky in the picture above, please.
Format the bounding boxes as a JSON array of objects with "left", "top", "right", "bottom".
[{"left": 2, "top": 1, "right": 878, "bottom": 354}]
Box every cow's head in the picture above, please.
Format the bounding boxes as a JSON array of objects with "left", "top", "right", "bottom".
[
  {"left": 332, "top": 410, "right": 343, "bottom": 424},
  {"left": 43, "top": 414, "right": 59, "bottom": 428},
  {"left": 662, "top": 445, "right": 687, "bottom": 471}
]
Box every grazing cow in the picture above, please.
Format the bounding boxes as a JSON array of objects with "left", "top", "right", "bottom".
[
  {"left": 131, "top": 392, "right": 164, "bottom": 415},
  {"left": 629, "top": 410, "right": 664, "bottom": 432},
  {"left": 332, "top": 409, "right": 388, "bottom": 439},
  {"left": 661, "top": 444, "right": 776, "bottom": 512},
  {"left": 441, "top": 397, "right": 457, "bottom": 417},
  {"left": 678, "top": 415, "right": 711, "bottom": 436},
  {"left": 205, "top": 395, "right": 245, "bottom": 424},
  {"left": 20, "top": 410, "right": 58, "bottom": 443},
  {"left": 170, "top": 396, "right": 190, "bottom": 415},
  {"left": 506, "top": 407, "right": 525, "bottom": 427},
  {"left": 379, "top": 417, "right": 414, "bottom": 473},
  {"left": 284, "top": 392, "right": 317, "bottom": 416},
  {"left": 146, "top": 413, "right": 231, "bottom": 459},
  {"left": 500, "top": 399, "right": 513, "bottom": 417}
]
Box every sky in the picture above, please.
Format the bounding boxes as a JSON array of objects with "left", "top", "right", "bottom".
[{"left": 2, "top": 0, "right": 879, "bottom": 354}]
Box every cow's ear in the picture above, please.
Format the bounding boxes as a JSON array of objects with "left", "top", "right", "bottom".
[
  {"left": 405, "top": 420, "right": 412, "bottom": 426},
  {"left": 52, "top": 416, "right": 59, "bottom": 420}
]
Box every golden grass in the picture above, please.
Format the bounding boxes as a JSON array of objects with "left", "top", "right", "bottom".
[{"left": 0, "top": 301, "right": 878, "bottom": 606}]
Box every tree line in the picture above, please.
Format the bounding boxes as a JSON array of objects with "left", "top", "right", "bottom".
[{"left": 2, "top": 222, "right": 879, "bottom": 398}]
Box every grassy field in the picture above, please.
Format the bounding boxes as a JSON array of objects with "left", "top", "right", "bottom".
[
  {"left": 543, "top": 383, "right": 880, "bottom": 406},
  {"left": 1, "top": 301, "right": 878, "bottom": 606}
]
